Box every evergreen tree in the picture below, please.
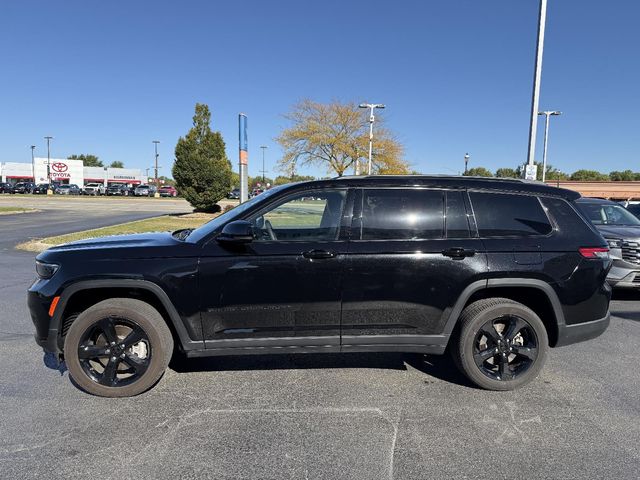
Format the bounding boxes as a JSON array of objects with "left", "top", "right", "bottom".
[{"left": 172, "top": 103, "right": 232, "bottom": 211}]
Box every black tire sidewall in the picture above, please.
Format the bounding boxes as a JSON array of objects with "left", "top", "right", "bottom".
[
  {"left": 457, "top": 302, "right": 549, "bottom": 391},
  {"left": 64, "top": 299, "right": 172, "bottom": 397}
]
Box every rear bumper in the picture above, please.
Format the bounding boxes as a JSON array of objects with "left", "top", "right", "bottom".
[{"left": 555, "top": 312, "right": 610, "bottom": 347}]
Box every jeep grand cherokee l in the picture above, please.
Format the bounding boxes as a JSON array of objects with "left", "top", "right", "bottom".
[{"left": 28, "top": 176, "right": 612, "bottom": 397}]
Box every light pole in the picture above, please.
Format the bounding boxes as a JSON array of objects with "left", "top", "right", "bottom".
[
  {"left": 526, "top": 0, "right": 549, "bottom": 173},
  {"left": 44, "top": 136, "right": 53, "bottom": 188},
  {"left": 464, "top": 153, "right": 470, "bottom": 175},
  {"left": 152, "top": 140, "right": 160, "bottom": 193},
  {"left": 538, "top": 110, "right": 561, "bottom": 182},
  {"left": 359, "top": 103, "right": 385, "bottom": 175},
  {"left": 260, "top": 145, "right": 268, "bottom": 184},
  {"left": 30, "top": 145, "right": 36, "bottom": 182}
]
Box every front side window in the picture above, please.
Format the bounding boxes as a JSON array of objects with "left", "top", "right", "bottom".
[
  {"left": 577, "top": 202, "right": 640, "bottom": 226},
  {"left": 360, "top": 189, "right": 444, "bottom": 240},
  {"left": 249, "top": 189, "right": 346, "bottom": 242},
  {"left": 470, "top": 192, "right": 552, "bottom": 237}
]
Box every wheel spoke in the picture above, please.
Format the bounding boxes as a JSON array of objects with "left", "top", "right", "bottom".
[
  {"left": 123, "top": 353, "right": 149, "bottom": 375},
  {"left": 473, "top": 347, "right": 498, "bottom": 367},
  {"left": 498, "top": 355, "right": 513, "bottom": 380},
  {"left": 99, "top": 357, "right": 120, "bottom": 386},
  {"left": 98, "top": 318, "right": 119, "bottom": 344},
  {"left": 479, "top": 323, "right": 501, "bottom": 343},
  {"left": 503, "top": 316, "right": 527, "bottom": 342},
  {"left": 121, "top": 326, "right": 145, "bottom": 348},
  {"left": 78, "top": 344, "right": 109, "bottom": 359},
  {"left": 512, "top": 345, "right": 537, "bottom": 361}
]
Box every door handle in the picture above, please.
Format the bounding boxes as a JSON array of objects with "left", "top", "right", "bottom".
[
  {"left": 302, "top": 249, "right": 336, "bottom": 259},
  {"left": 442, "top": 247, "right": 476, "bottom": 259}
]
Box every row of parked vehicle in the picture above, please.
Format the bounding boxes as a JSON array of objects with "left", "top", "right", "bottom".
[{"left": 0, "top": 181, "right": 178, "bottom": 197}]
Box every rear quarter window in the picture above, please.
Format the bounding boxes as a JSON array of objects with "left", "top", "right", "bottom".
[{"left": 469, "top": 192, "right": 552, "bottom": 237}]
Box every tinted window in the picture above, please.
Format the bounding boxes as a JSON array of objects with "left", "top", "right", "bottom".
[
  {"left": 470, "top": 192, "right": 552, "bottom": 237},
  {"left": 446, "top": 190, "right": 470, "bottom": 238},
  {"left": 361, "top": 189, "right": 444, "bottom": 240}
]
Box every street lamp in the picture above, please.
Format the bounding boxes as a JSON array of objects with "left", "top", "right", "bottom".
[
  {"left": 44, "top": 136, "right": 53, "bottom": 186},
  {"left": 260, "top": 145, "right": 268, "bottom": 184},
  {"left": 464, "top": 153, "right": 470, "bottom": 175},
  {"left": 152, "top": 140, "right": 160, "bottom": 191},
  {"left": 30, "top": 145, "right": 36, "bottom": 182},
  {"left": 526, "top": 0, "right": 549, "bottom": 169},
  {"left": 359, "top": 103, "right": 385, "bottom": 175},
  {"left": 538, "top": 110, "right": 562, "bottom": 182}
]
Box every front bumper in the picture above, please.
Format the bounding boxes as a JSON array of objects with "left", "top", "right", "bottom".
[
  {"left": 607, "top": 262, "right": 640, "bottom": 288},
  {"left": 556, "top": 312, "right": 610, "bottom": 347}
]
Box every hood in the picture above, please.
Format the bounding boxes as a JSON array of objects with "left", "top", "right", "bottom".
[
  {"left": 594, "top": 224, "right": 640, "bottom": 240},
  {"left": 48, "top": 231, "right": 178, "bottom": 251}
]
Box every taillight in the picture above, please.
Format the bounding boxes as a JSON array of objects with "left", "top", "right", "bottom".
[{"left": 579, "top": 247, "right": 610, "bottom": 259}]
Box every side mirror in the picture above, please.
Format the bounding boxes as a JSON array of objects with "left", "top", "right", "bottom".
[{"left": 217, "top": 220, "right": 254, "bottom": 243}]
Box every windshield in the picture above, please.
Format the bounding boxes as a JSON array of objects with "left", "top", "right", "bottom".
[
  {"left": 578, "top": 202, "right": 640, "bottom": 226},
  {"left": 186, "top": 185, "right": 289, "bottom": 243}
]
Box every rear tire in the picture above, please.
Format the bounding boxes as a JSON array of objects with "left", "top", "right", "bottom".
[
  {"left": 451, "top": 298, "right": 548, "bottom": 391},
  {"left": 64, "top": 298, "right": 173, "bottom": 397}
]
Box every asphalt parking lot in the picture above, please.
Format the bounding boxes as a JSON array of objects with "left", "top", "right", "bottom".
[{"left": 1, "top": 197, "right": 639, "bottom": 479}]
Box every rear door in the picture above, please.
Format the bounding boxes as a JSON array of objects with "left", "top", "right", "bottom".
[{"left": 340, "top": 188, "right": 487, "bottom": 346}]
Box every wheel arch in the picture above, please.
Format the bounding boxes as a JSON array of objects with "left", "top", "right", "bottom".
[
  {"left": 443, "top": 278, "right": 566, "bottom": 347},
  {"left": 53, "top": 279, "right": 202, "bottom": 352}
]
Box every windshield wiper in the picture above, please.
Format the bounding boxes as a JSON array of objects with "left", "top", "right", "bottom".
[{"left": 172, "top": 228, "right": 194, "bottom": 241}]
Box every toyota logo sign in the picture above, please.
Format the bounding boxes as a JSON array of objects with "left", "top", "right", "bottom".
[{"left": 52, "top": 162, "right": 68, "bottom": 173}]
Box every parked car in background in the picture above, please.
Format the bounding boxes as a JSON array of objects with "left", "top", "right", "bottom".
[
  {"left": 227, "top": 188, "right": 240, "bottom": 199},
  {"left": 0, "top": 182, "right": 15, "bottom": 194},
  {"left": 13, "top": 182, "right": 36, "bottom": 194},
  {"left": 28, "top": 176, "right": 612, "bottom": 397},
  {"left": 134, "top": 184, "right": 156, "bottom": 197},
  {"left": 83, "top": 183, "right": 105, "bottom": 196},
  {"left": 33, "top": 183, "right": 60, "bottom": 194},
  {"left": 55, "top": 184, "right": 81, "bottom": 195},
  {"left": 576, "top": 197, "right": 640, "bottom": 288},
  {"left": 106, "top": 183, "right": 130, "bottom": 196},
  {"left": 158, "top": 185, "right": 178, "bottom": 197}
]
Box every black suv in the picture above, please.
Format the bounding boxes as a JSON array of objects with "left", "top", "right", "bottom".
[{"left": 28, "top": 176, "right": 612, "bottom": 397}]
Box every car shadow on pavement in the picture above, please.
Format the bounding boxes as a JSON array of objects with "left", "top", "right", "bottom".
[
  {"left": 169, "top": 351, "right": 473, "bottom": 387},
  {"left": 612, "top": 290, "right": 640, "bottom": 301},
  {"left": 612, "top": 311, "right": 640, "bottom": 322}
]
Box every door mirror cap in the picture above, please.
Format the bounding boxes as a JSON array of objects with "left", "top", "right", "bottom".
[{"left": 217, "top": 220, "right": 254, "bottom": 243}]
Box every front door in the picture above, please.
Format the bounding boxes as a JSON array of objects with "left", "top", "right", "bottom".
[
  {"left": 340, "top": 188, "right": 487, "bottom": 346},
  {"left": 199, "top": 188, "right": 351, "bottom": 349}
]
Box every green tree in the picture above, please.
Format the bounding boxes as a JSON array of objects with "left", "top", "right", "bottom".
[
  {"left": 276, "top": 99, "right": 408, "bottom": 177},
  {"left": 495, "top": 168, "right": 518, "bottom": 178},
  {"left": 570, "top": 169, "right": 609, "bottom": 181},
  {"left": 68, "top": 154, "right": 102, "bottom": 167},
  {"left": 273, "top": 174, "right": 316, "bottom": 185},
  {"left": 464, "top": 167, "right": 493, "bottom": 177},
  {"left": 109, "top": 161, "right": 124, "bottom": 168},
  {"left": 609, "top": 170, "right": 635, "bottom": 181},
  {"left": 172, "top": 103, "right": 232, "bottom": 212}
]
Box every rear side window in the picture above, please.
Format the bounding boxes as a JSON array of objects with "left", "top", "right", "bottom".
[
  {"left": 470, "top": 192, "right": 552, "bottom": 237},
  {"left": 361, "top": 189, "right": 444, "bottom": 240}
]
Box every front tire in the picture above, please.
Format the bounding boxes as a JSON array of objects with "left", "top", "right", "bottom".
[
  {"left": 64, "top": 298, "right": 173, "bottom": 397},
  {"left": 452, "top": 298, "right": 548, "bottom": 391}
]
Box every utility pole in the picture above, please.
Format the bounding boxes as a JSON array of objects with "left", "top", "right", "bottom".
[
  {"left": 44, "top": 136, "right": 53, "bottom": 193},
  {"left": 526, "top": 0, "right": 549, "bottom": 177},
  {"left": 238, "top": 114, "right": 248, "bottom": 202},
  {"left": 30, "top": 145, "right": 36, "bottom": 182},
  {"left": 260, "top": 145, "right": 268, "bottom": 184},
  {"left": 538, "top": 110, "right": 562, "bottom": 182},
  {"left": 152, "top": 140, "right": 160, "bottom": 194},
  {"left": 464, "top": 153, "right": 470, "bottom": 175},
  {"left": 359, "top": 103, "right": 385, "bottom": 175}
]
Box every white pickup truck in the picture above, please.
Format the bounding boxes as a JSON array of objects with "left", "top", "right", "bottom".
[{"left": 82, "top": 183, "right": 106, "bottom": 196}]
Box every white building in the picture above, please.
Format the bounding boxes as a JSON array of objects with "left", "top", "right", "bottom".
[{"left": 0, "top": 158, "right": 147, "bottom": 186}]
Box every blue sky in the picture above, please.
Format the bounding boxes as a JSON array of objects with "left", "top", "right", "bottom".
[{"left": 1, "top": 0, "right": 638, "bottom": 178}]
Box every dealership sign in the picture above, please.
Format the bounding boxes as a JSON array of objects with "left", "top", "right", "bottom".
[{"left": 51, "top": 162, "right": 71, "bottom": 178}]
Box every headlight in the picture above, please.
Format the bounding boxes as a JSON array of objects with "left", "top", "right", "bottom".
[
  {"left": 36, "top": 261, "right": 59, "bottom": 279},
  {"left": 606, "top": 238, "right": 622, "bottom": 249}
]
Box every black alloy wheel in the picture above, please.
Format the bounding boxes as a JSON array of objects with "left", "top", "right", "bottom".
[
  {"left": 472, "top": 315, "right": 538, "bottom": 381},
  {"left": 77, "top": 317, "right": 151, "bottom": 387}
]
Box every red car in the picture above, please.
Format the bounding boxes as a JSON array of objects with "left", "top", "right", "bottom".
[{"left": 158, "top": 185, "right": 178, "bottom": 197}]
